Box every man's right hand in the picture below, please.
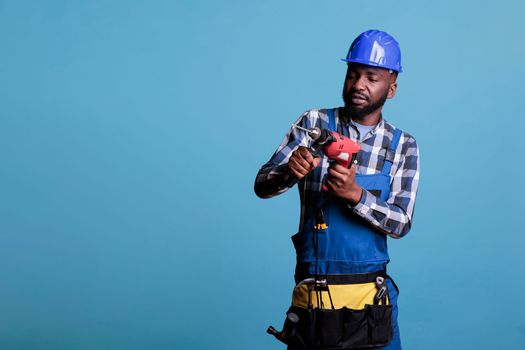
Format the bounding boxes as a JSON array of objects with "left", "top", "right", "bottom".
[{"left": 287, "top": 146, "right": 321, "bottom": 180}]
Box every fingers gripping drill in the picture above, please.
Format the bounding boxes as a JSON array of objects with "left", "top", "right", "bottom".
[{"left": 289, "top": 124, "right": 361, "bottom": 190}]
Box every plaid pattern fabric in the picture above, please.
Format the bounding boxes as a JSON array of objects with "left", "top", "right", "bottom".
[{"left": 254, "top": 108, "right": 420, "bottom": 238}]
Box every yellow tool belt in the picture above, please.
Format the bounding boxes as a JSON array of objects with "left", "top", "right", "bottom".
[
  {"left": 292, "top": 281, "right": 390, "bottom": 310},
  {"left": 292, "top": 271, "right": 391, "bottom": 309}
]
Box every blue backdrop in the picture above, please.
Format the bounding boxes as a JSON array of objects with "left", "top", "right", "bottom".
[{"left": 1, "top": 1, "right": 524, "bottom": 349}]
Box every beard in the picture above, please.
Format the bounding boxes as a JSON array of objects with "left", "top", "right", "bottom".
[{"left": 342, "top": 87, "right": 389, "bottom": 121}]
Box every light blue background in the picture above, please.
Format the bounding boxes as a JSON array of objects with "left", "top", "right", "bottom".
[{"left": 1, "top": 1, "right": 524, "bottom": 349}]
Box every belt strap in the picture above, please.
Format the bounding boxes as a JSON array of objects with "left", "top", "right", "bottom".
[{"left": 294, "top": 271, "right": 386, "bottom": 285}]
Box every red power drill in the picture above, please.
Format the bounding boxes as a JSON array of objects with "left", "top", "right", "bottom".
[{"left": 289, "top": 124, "right": 361, "bottom": 190}]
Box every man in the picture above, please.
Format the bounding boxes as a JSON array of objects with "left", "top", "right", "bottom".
[{"left": 255, "top": 30, "right": 419, "bottom": 350}]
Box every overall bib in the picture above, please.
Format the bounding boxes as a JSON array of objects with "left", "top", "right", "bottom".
[{"left": 289, "top": 109, "right": 402, "bottom": 350}]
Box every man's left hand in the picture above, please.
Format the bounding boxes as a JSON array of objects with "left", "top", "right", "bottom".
[{"left": 326, "top": 163, "right": 363, "bottom": 205}]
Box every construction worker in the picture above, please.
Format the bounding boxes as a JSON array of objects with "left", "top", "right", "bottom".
[{"left": 255, "top": 30, "right": 420, "bottom": 350}]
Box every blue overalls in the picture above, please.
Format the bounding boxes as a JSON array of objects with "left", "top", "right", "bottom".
[{"left": 291, "top": 109, "right": 402, "bottom": 350}]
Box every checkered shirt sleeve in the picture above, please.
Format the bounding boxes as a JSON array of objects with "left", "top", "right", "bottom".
[
  {"left": 351, "top": 133, "right": 420, "bottom": 238},
  {"left": 253, "top": 111, "right": 313, "bottom": 199}
]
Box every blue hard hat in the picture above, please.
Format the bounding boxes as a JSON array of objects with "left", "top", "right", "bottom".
[{"left": 342, "top": 30, "right": 403, "bottom": 72}]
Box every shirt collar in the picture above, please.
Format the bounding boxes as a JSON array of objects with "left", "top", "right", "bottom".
[
  {"left": 349, "top": 117, "right": 385, "bottom": 137},
  {"left": 338, "top": 107, "right": 385, "bottom": 138}
]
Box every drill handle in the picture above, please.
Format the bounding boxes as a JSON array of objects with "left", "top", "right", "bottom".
[{"left": 341, "top": 151, "right": 358, "bottom": 169}]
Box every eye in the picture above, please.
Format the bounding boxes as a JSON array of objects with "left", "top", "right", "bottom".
[{"left": 368, "top": 76, "right": 378, "bottom": 82}]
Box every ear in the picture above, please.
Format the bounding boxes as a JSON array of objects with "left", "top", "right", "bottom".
[{"left": 387, "top": 82, "right": 397, "bottom": 99}]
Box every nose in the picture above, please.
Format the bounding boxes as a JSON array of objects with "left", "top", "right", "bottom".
[{"left": 351, "top": 75, "right": 366, "bottom": 91}]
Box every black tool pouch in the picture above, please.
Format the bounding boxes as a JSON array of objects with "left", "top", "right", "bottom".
[{"left": 280, "top": 303, "right": 392, "bottom": 349}]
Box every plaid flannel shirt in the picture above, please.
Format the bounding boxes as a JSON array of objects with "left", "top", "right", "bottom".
[{"left": 254, "top": 108, "right": 420, "bottom": 238}]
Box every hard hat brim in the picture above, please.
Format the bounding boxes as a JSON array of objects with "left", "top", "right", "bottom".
[{"left": 341, "top": 58, "right": 403, "bottom": 73}]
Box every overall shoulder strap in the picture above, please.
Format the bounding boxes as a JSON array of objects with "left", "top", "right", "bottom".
[
  {"left": 327, "top": 108, "right": 336, "bottom": 131},
  {"left": 382, "top": 128, "right": 403, "bottom": 175}
]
